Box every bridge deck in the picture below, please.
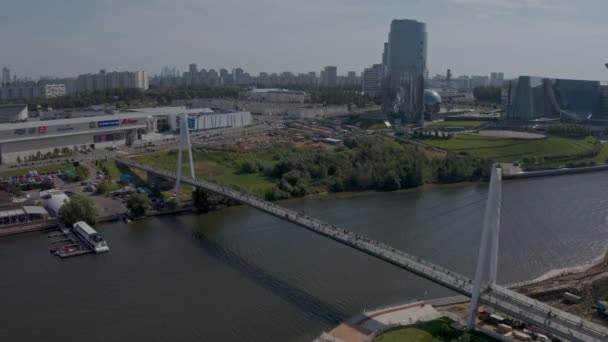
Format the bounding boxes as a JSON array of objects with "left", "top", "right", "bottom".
[{"left": 118, "top": 158, "right": 608, "bottom": 342}]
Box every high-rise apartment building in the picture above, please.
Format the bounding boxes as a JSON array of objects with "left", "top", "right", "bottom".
[
  {"left": 75, "top": 70, "right": 148, "bottom": 92},
  {"left": 321, "top": 66, "right": 337, "bottom": 87},
  {"left": 362, "top": 64, "right": 384, "bottom": 97},
  {"left": 490, "top": 72, "right": 504, "bottom": 87},
  {"left": 383, "top": 19, "right": 427, "bottom": 122},
  {"left": 1, "top": 67, "right": 11, "bottom": 85}
]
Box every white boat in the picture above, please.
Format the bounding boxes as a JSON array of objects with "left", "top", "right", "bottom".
[{"left": 72, "top": 221, "right": 109, "bottom": 253}]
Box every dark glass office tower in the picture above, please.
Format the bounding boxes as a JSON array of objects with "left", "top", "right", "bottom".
[{"left": 383, "top": 19, "right": 427, "bottom": 123}]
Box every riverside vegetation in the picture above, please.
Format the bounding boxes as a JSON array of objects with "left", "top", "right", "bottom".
[{"left": 134, "top": 135, "right": 493, "bottom": 204}]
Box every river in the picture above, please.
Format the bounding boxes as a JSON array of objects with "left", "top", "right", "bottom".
[{"left": 2, "top": 172, "right": 608, "bottom": 341}]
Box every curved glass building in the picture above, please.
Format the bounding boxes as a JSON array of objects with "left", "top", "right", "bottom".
[
  {"left": 505, "top": 76, "right": 603, "bottom": 121},
  {"left": 382, "top": 19, "right": 427, "bottom": 123}
]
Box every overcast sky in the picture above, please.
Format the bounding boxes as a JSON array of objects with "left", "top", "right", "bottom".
[{"left": 2, "top": 0, "right": 607, "bottom": 81}]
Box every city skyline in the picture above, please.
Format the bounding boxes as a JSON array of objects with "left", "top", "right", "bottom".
[{"left": 2, "top": 0, "right": 607, "bottom": 81}]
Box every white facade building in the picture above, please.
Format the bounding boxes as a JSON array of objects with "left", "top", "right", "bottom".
[
  {"left": 166, "top": 110, "right": 251, "bottom": 132},
  {"left": 41, "top": 84, "right": 66, "bottom": 98}
]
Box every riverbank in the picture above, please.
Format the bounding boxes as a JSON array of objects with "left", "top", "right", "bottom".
[
  {"left": 514, "top": 248, "right": 608, "bottom": 326},
  {"left": 503, "top": 163, "right": 608, "bottom": 180}
]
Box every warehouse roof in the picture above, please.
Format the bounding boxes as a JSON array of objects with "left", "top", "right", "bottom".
[
  {"left": 130, "top": 106, "right": 214, "bottom": 116},
  {"left": 23, "top": 206, "right": 49, "bottom": 215},
  {"left": 0, "top": 104, "right": 27, "bottom": 118}
]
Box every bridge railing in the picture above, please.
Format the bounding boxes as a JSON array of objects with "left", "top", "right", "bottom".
[{"left": 117, "top": 158, "right": 473, "bottom": 292}]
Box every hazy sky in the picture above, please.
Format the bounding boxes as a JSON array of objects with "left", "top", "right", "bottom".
[{"left": 2, "top": 0, "right": 607, "bottom": 80}]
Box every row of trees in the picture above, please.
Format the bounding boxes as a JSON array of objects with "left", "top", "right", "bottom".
[
  {"left": 16, "top": 148, "right": 73, "bottom": 164},
  {"left": 472, "top": 86, "right": 502, "bottom": 104},
  {"left": 1, "top": 85, "right": 373, "bottom": 110},
  {"left": 546, "top": 124, "right": 591, "bottom": 139}
]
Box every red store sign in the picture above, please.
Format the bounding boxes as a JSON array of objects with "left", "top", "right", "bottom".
[{"left": 38, "top": 126, "right": 47, "bottom": 134}]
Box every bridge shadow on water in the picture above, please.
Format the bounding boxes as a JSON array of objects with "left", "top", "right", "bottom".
[{"left": 185, "top": 229, "right": 348, "bottom": 325}]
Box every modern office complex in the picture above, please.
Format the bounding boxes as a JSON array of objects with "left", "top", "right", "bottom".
[
  {"left": 504, "top": 76, "right": 608, "bottom": 122},
  {"left": 382, "top": 19, "right": 427, "bottom": 123}
]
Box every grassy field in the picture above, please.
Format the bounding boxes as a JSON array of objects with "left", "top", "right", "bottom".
[
  {"left": 133, "top": 149, "right": 277, "bottom": 195},
  {"left": 429, "top": 120, "right": 487, "bottom": 128},
  {"left": 424, "top": 134, "right": 597, "bottom": 163},
  {"left": 95, "top": 160, "right": 122, "bottom": 180},
  {"left": 345, "top": 116, "right": 388, "bottom": 130},
  {"left": 373, "top": 318, "right": 498, "bottom": 342},
  {"left": 0, "top": 163, "right": 76, "bottom": 178}
]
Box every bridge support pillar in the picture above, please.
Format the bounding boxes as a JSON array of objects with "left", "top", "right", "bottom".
[
  {"left": 466, "top": 164, "right": 502, "bottom": 331},
  {"left": 175, "top": 113, "right": 196, "bottom": 203}
]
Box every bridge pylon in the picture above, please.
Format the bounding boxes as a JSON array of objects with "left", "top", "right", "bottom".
[
  {"left": 466, "top": 164, "right": 502, "bottom": 331},
  {"left": 175, "top": 113, "right": 196, "bottom": 203}
]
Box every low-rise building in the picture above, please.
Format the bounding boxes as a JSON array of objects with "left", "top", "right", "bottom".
[
  {"left": 0, "top": 113, "right": 153, "bottom": 163},
  {"left": 0, "top": 104, "right": 28, "bottom": 123}
]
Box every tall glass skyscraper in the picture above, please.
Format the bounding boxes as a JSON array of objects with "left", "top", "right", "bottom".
[{"left": 383, "top": 19, "right": 427, "bottom": 123}]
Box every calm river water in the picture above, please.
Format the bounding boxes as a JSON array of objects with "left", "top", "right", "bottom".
[{"left": 3, "top": 172, "right": 608, "bottom": 341}]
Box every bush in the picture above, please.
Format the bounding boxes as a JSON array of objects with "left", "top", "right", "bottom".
[
  {"left": 59, "top": 194, "right": 97, "bottom": 226},
  {"left": 126, "top": 193, "right": 151, "bottom": 217},
  {"left": 239, "top": 160, "right": 260, "bottom": 174}
]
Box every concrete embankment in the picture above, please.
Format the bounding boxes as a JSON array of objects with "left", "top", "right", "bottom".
[
  {"left": 0, "top": 220, "right": 58, "bottom": 237},
  {"left": 503, "top": 164, "right": 608, "bottom": 180}
]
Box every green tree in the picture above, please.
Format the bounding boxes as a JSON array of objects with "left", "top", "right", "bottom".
[
  {"left": 40, "top": 178, "right": 55, "bottom": 190},
  {"left": 58, "top": 194, "right": 97, "bottom": 226},
  {"left": 126, "top": 193, "right": 151, "bottom": 217},
  {"left": 473, "top": 86, "right": 502, "bottom": 103}
]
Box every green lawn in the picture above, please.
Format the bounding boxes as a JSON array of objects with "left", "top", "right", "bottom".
[
  {"left": 95, "top": 160, "right": 122, "bottom": 180},
  {"left": 373, "top": 318, "right": 498, "bottom": 342},
  {"left": 345, "top": 116, "right": 389, "bottom": 130},
  {"left": 0, "top": 163, "right": 76, "bottom": 178},
  {"left": 429, "top": 121, "right": 487, "bottom": 128},
  {"left": 424, "top": 134, "right": 596, "bottom": 163},
  {"left": 133, "top": 150, "right": 277, "bottom": 196}
]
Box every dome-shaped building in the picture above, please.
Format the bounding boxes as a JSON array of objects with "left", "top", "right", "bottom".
[{"left": 424, "top": 90, "right": 442, "bottom": 120}]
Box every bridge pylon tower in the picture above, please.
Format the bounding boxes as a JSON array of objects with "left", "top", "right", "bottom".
[
  {"left": 175, "top": 113, "right": 196, "bottom": 203},
  {"left": 466, "top": 164, "right": 502, "bottom": 331}
]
